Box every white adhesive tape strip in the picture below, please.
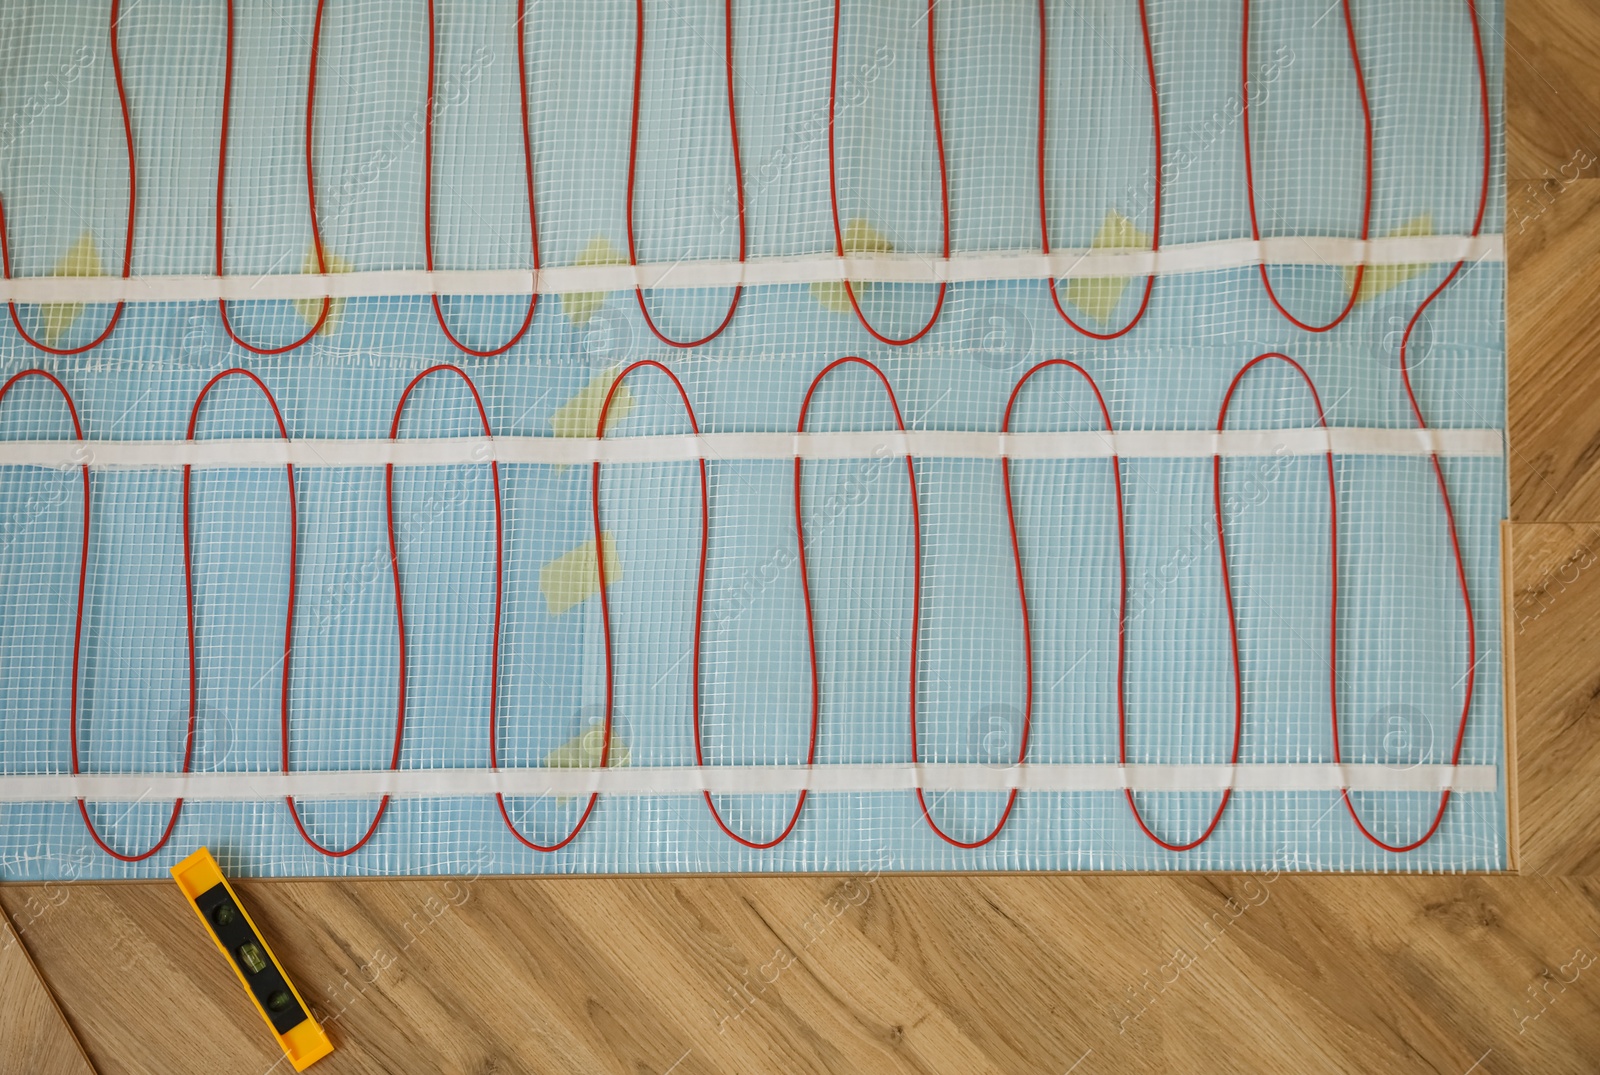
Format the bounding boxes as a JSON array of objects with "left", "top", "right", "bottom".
[
  {"left": 0, "top": 233, "right": 1504, "bottom": 304},
  {"left": 0, "top": 427, "right": 1504, "bottom": 471},
  {"left": 0, "top": 762, "right": 1496, "bottom": 802}
]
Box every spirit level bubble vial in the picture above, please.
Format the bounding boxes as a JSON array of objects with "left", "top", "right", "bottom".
[{"left": 171, "top": 847, "right": 334, "bottom": 1070}]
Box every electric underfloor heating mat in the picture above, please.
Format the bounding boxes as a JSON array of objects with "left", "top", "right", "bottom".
[{"left": 0, "top": 0, "right": 1507, "bottom": 878}]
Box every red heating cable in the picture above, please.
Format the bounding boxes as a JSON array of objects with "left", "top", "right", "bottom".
[
  {"left": 183, "top": 370, "right": 307, "bottom": 850},
  {"left": 1007, "top": 359, "right": 1238, "bottom": 853},
  {"left": 1196, "top": 353, "right": 1335, "bottom": 855},
  {"left": 1240, "top": 0, "right": 1373, "bottom": 333},
  {"left": 579, "top": 362, "right": 710, "bottom": 847},
  {"left": 648, "top": 354, "right": 819, "bottom": 850},
  {"left": 0, "top": 370, "right": 182, "bottom": 862},
  {"left": 1337, "top": 0, "right": 1490, "bottom": 854},
  {"left": 295, "top": 363, "right": 502, "bottom": 858},
  {"left": 798, "top": 356, "right": 1003, "bottom": 849},
  {"left": 826, "top": 0, "right": 950, "bottom": 347},
  {"left": 3, "top": 1, "right": 1491, "bottom": 864},
  {"left": 1035, "top": 0, "right": 1162, "bottom": 340},
  {"left": 425, "top": 0, "right": 542, "bottom": 357},
  {"left": 215, "top": 0, "right": 332, "bottom": 354},
  {"left": 0, "top": 0, "right": 135, "bottom": 355},
  {"left": 998, "top": 360, "right": 1121, "bottom": 848},
  {"left": 625, "top": 0, "right": 746, "bottom": 349}
]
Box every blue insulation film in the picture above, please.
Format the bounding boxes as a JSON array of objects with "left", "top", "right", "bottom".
[{"left": 0, "top": 0, "right": 1506, "bottom": 877}]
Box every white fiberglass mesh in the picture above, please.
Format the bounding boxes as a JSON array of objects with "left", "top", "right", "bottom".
[{"left": 0, "top": 0, "right": 1505, "bottom": 879}]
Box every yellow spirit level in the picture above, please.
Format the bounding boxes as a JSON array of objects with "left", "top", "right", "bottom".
[{"left": 171, "top": 848, "right": 333, "bottom": 1071}]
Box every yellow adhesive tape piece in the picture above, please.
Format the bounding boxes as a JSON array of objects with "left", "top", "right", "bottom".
[{"left": 540, "top": 532, "right": 621, "bottom": 617}]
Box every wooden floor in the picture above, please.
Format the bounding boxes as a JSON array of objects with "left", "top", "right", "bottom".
[{"left": 7, "top": 2, "right": 1600, "bottom": 1072}]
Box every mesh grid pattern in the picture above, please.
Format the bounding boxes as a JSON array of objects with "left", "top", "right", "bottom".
[{"left": 0, "top": 0, "right": 1505, "bottom": 877}]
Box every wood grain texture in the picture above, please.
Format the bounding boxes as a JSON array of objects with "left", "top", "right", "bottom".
[
  {"left": 5, "top": 1, "right": 1600, "bottom": 1073},
  {"left": 1507, "top": 179, "right": 1600, "bottom": 520},
  {"left": 1505, "top": 0, "right": 1600, "bottom": 179},
  {"left": 0, "top": 913, "right": 93, "bottom": 1075},
  {"left": 2, "top": 874, "right": 1600, "bottom": 1074},
  {"left": 1506, "top": 0, "right": 1600, "bottom": 521},
  {"left": 1509, "top": 522, "right": 1600, "bottom": 874},
  {"left": 1504, "top": 0, "right": 1600, "bottom": 521}
]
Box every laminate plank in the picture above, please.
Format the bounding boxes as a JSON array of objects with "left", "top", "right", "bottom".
[
  {"left": 0, "top": 907, "right": 94, "bottom": 1075},
  {"left": 7, "top": 874, "right": 1600, "bottom": 1074}
]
